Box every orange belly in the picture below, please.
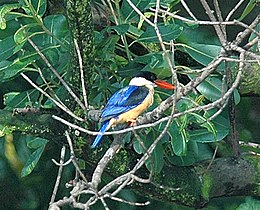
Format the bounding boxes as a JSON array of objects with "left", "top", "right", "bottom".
[{"left": 112, "top": 92, "right": 153, "bottom": 125}]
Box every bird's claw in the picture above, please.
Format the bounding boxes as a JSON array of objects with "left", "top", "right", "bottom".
[{"left": 127, "top": 119, "right": 137, "bottom": 126}]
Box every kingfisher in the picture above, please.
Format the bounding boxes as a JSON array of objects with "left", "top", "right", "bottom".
[{"left": 92, "top": 71, "right": 175, "bottom": 148}]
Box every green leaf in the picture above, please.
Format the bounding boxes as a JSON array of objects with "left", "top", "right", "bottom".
[
  {"left": 133, "top": 139, "right": 144, "bottom": 154},
  {"left": 4, "top": 90, "right": 39, "bottom": 109},
  {"left": 167, "top": 141, "right": 213, "bottom": 166},
  {"left": 191, "top": 75, "right": 240, "bottom": 104},
  {"left": 0, "top": 18, "right": 21, "bottom": 39},
  {"left": 3, "top": 92, "right": 19, "bottom": 106},
  {"left": 195, "top": 143, "right": 214, "bottom": 162},
  {"left": 26, "top": 137, "right": 48, "bottom": 149},
  {"left": 0, "top": 4, "right": 21, "bottom": 29},
  {"left": 189, "top": 128, "right": 227, "bottom": 143},
  {"left": 123, "top": 132, "right": 132, "bottom": 144},
  {"left": 32, "top": 0, "right": 47, "bottom": 17},
  {"left": 145, "top": 139, "right": 164, "bottom": 174},
  {"left": 212, "top": 113, "right": 230, "bottom": 130},
  {"left": 0, "top": 58, "right": 36, "bottom": 82},
  {"left": 182, "top": 42, "right": 221, "bottom": 66},
  {"left": 190, "top": 112, "right": 217, "bottom": 138},
  {"left": 190, "top": 114, "right": 229, "bottom": 143},
  {"left": 121, "top": 0, "right": 150, "bottom": 21},
  {"left": 133, "top": 131, "right": 164, "bottom": 173},
  {"left": 0, "top": 44, "right": 61, "bottom": 83},
  {"left": 96, "top": 35, "right": 120, "bottom": 61},
  {"left": 21, "top": 145, "right": 45, "bottom": 177},
  {"left": 134, "top": 52, "right": 161, "bottom": 65},
  {"left": 169, "top": 120, "right": 187, "bottom": 156},
  {"left": 146, "top": 0, "right": 181, "bottom": 9},
  {"left": 20, "top": 0, "right": 46, "bottom": 17},
  {"left": 133, "top": 52, "right": 174, "bottom": 77},
  {"left": 233, "top": 88, "right": 241, "bottom": 105},
  {"left": 178, "top": 27, "right": 222, "bottom": 66},
  {"left": 237, "top": 197, "right": 260, "bottom": 210},
  {"left": 137, "top": 24, "right": 183, "bottom": 43},
  {"left": 117, "top": 61, "right": 144, "bottom": 78},
  {"left": 42, "top": 15, "right": 69, "bottom": 45},
  {"left": 239, "top": 0, "right": 258, "bottom": 21},
  {"left": 0, "top": 125, "right": 14, "bottom": 137},
  {"left": 14, "top": 23, "right": 39, "bottom": 44},
  {"left": 0, "top": 36, "right": 16, "bottom": 60},
  {"left": 192, "top": 75, "right": 224, "bottom": 102},
  {"left": 108, "top": 24, "right": 130, "bottom": 35},
  {"left": 43, "top": 48, "right": 60, "bottom": 67},
  {"left": 21, "top": 137, "right": 48, "bottom": 177}
]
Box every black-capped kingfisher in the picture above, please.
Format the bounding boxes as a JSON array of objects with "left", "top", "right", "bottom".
[{"left": 92, "top": 71, "right": 175, "bottom": 148}]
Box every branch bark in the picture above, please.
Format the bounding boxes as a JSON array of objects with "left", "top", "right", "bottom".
[
  {"left": 0, "top": 110, "right": 65, "bottom": 142},
  {"left": 137, "top": 155, "right": 259, "bottom": 207}
]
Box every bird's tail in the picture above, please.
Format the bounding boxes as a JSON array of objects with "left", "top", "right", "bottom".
[{"left": 91, "top": 120, "right": 111, "bottom": 148}]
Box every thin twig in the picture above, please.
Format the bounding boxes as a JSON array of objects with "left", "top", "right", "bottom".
[
  {"left": 244, "top": 37, "right": 259, "bottom": 50},
  {"left": 153, "top": 8, "right": 235, "bottom": 25},
  {"left": 199, "top": 0, "right": 227, "bottom": 46},
  {"left": 27, "top": 38, "right": 87, "bottom": 112},
  {"left": 65, "top": 131, "right": 88, "bottom": 183},
  {"left": 100, "top": 197, "right": 110, "bottom": 210},
  {"left": 225, "top": 0, "right": 246, "bottom": 21},
  {"left": 204, "top": 144, "right": 219, "bottom": 173},
  {"left": 234, "top": 19, "right": 260, "bottom": 38},
  {"left": 49, "top": 145, "right": 66, "bottom": 205},
  {"left": 213, "top": 0, "right": 226, "bottom": 39},
  {"left": 232, "top": 14, "right": 260, "bottom": 46},
  {"left": 111, "top": 176, "right": 132, "bottom": 196},
  {"left": 125, "top": 0, "right": 155, "bottom": 27},
  {"left": 21, "top": 73, "right": 84, "bottom": 121},
  {"left": 109, "top": 196, "right": 150, "bottom": 206},
  {"left": 52, "top": 158, "right": 72, "bottom": 166},
  {"left": 180, "top": 0, "right": 197, "bottom": 21},
  {"left": 74, "top": 39, "right": 89, "bottom": 109},
  {"left": 106, "top": 0, "right": 132, "bottom": 60}
]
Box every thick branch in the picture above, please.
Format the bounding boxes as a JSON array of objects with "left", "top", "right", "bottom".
[
  {"left": 139, "top": 155, "right": 259, "bottom": 207},
  {"left": 0, "top": 110, "right": 65, "bottom": 142}
]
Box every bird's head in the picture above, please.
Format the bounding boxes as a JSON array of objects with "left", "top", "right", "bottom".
[{"left": 129, "top": 71, "right": 175, "bottom": 90}]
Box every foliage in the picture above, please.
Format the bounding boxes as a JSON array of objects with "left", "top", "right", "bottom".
[
  {"left": 0, "top": 0, "right": 235, "bottom": 176},
  {"left": 0, "top": 0, "right": 69, "bottom": 176},
  {"left": 0, "top": 0, "right": 259, "bottom": 209},
  {"left": 237, "top": 197, "right": 260, "bottom": 210}
]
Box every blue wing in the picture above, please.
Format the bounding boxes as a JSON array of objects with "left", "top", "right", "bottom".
[{"left": 100, "top": 85, "right": 149, "bottom": 121}]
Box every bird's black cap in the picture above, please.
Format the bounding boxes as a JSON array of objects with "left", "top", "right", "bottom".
[{"left": 135, "top": 71, "right": 157, "bottom": 82}]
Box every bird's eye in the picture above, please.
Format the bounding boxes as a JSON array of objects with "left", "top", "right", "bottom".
[{"left": 151, "top": 74, "right": 157, "bottom": 81}]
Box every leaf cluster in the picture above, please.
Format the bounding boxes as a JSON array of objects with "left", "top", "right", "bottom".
[{"left": 0, "top": 0, "right": 70, "bottom": 176}]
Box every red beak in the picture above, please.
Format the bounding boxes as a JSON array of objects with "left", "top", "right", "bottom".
[{"left": 154, "top": 79, "right": 175, "bottom": 90}]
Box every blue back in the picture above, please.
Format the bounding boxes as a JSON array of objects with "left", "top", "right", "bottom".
[{"left": 100, "top": 85, "right": 149, "bottom": 121}]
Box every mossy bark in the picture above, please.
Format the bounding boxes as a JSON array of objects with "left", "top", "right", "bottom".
[
  {"left": 129, "top": 156, "right": 259, "bottom": 207},
  {"left": 65, "top": 0, "right": 95, "bottom": 96},
  {"left": 0, "top": 110, "right": 65, "bottom": 142}
]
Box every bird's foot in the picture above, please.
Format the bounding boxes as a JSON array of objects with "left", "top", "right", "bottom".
[{"left": 127, "top": 119, "right": 137, "bottom": 127}]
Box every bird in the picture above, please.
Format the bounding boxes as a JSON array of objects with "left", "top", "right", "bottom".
[{"left": 91, "top": 71, "right": 175, "bottom": 148}]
